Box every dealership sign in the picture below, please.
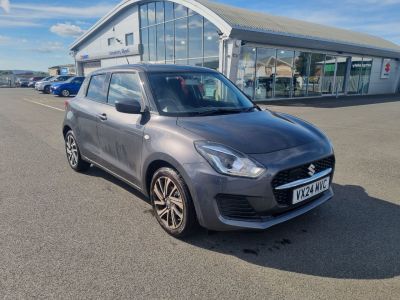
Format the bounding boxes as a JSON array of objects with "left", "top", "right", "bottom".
[
  {"left": 381, "top": 59, "right": 392, "bottom": 79},
  {"left": 76, "top": 45, "right": 141, "bottom": 62}
]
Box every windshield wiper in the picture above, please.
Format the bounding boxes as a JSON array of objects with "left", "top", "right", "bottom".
[{"left": 195, "top": 108, "right": 245, "bottom": 116}]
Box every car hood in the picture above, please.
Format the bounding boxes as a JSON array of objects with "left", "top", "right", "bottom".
[
  {"left": 51, "top": 82, "right": 64, "bottom": 87},
  {"left": 177, "top": 110, "right": 327, "bottom": 154}
]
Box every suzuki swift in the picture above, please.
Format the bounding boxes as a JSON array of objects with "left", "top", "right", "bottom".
[{"left": 62, "top": 64, "right": 335, "bottom": 237}]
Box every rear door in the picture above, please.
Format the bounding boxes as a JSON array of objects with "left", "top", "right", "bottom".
[
  {"left": 96, "top": 71, "right": 146, "bottom": 187},
  {"left": 70, "top": 77, "right": 85, "bottom": 95},
  {"left": 74, "top": 73, "right": 110, "bottom": 163}
]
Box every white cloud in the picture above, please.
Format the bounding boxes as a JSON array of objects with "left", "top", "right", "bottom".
[
  {"left": 32, "top": 41, "right": 65, "bottom": 53},
  {"left": 50, "top": 23, "right": 85, "bottom": 38},
  {"left": 346, "top": 0, "right": 400, "bottom": 5},
  {"left": 0, "top": 0, "right": 10, "bottom": 13},
  {"left": 0, "top": 35, "right": 11, "bottom": 44},
  {"left": 11, "top": 3, "right": 114, "bottom": 19},
  {"left": 0, "top": 18, "right": 41, "bottom": 27}
]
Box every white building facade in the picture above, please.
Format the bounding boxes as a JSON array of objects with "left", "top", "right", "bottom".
[{"left": 70, "top": 0, "right": 400, "bottom": 101}]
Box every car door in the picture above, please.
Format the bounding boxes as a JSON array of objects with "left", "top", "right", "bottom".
[
  {"left": 96, "top": 71, "right": 146, "bottom": 187},
  {"left": 71, "top": 77, "right": 84, "bottom": 95},
  {"left": 74, "top": 73, "right": 110, "bottom": 163}
]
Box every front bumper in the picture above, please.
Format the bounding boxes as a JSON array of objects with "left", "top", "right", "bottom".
[
  {"left": 184, "top": 141, "right": 335, "bottom": 231},
  {"left": 51, "top": 87, "right": 61, "bottom": 95}
]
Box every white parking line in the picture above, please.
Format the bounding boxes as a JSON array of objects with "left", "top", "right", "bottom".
[{"left": 23, "top": 99, "right": 65, "bottom": 112}]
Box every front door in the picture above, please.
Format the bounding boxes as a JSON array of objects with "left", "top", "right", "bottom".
[
  {"left": 97, "top": 72, "right": 146, "bottom": 187},
  {"left": 75, "top": 73, "right": 109, "bottom": 162}
]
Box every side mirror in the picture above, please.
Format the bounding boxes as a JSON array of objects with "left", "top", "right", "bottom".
[{"left": 115, "top": 99, "right": 142, "bottom": 114}]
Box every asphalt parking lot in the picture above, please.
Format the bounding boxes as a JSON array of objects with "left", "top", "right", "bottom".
[{"left": 1, "top": 88, "right": 399, "bottom": 299}]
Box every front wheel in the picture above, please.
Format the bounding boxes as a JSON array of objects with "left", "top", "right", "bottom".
[
  {"left": 65, "top": 130, "right": 90, "bottom": 172},
  {"left": 43, "top": 85, "right": 50, "bottom": 94},
  {"left": 61, "top": 89, "right": 70, "bottom": 97},
  {"left": 150, "top": 168, "right": 198, "bottom": 238}
]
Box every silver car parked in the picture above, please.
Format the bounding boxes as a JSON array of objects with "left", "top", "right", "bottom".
[{"left": 62, "top": 65, "right": 335, "bottom": 237}]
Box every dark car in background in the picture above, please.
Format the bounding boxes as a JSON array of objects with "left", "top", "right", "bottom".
[
  {"left": 28, "top": 76, "right": 45, "bottom": 88},
  {"left": 51, "top": 76, "right": 85, "bottom": 97},
  {"left": 16, "top": 78, "right": 30, "bottom": 87},
  {"left": 62, "top": 64, "right": 335, "bottom": 237}
]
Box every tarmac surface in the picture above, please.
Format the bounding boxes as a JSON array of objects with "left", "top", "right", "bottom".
[{"left": 0, "top": 88, "right": 399, "bottom": 299}]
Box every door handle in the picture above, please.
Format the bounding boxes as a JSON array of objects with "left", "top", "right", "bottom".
[{"left": 98, "top": 113, "right": 107, "bottom": 121}]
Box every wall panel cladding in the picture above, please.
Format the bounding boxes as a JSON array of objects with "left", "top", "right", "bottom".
[
  {"left": 368, "top": 58, "right": 400, "bottom": 95},
  {"left": 75, "top": 5, "right": 140, "bottom": 60}
]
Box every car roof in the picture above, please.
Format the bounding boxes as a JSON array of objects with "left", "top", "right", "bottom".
[{"left": 91, "top": 64, "right": 219, "bottom": 75}]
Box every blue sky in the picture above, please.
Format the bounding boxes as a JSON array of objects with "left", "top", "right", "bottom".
[{"left": 1, "top": 0, "right": 399, "bottom": 71}]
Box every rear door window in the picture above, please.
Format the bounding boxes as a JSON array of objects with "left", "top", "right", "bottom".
[
  {"left": 86, "top": 74, "right": 108, "bottom": 103},
  {"left": 107, "top": 73, "right": 143, "bottom": 106}
]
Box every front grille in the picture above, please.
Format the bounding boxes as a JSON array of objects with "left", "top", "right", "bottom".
[
  {"left": 216, "top": 194, "right": 261, "bottom": 221},
  {"left": 272, "top": 156, "right": 335, "bottom": 205}
]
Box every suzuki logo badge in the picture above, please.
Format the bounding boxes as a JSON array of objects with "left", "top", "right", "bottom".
[{"left": 308, "top": 164, "right": 316, "bottom": 177}]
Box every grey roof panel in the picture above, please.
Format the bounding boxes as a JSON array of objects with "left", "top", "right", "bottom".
[{"left": 198, "top": 0, "right": 400, "bottom": 54}]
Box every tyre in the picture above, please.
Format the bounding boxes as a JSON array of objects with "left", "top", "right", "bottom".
[
  {"left": 43, "top": 85, "right": 50, "bottom": 94},
  {"left": 150, "top": 167, "right": 198, "bottom": 238},
  {"left": 65, "top": 130, "right": 90, "bottom": 172},
  {"left": 61, "top": 89, "right": 70, "bottom": 97}
]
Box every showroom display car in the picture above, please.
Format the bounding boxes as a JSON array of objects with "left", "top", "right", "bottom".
[
  {"left": 62, "top": 64, "right": 335, "bottom": 237},
  {"left": 51, "top": 76, "right": 85, "bottom": 97},
  {"left": 36, "top": 75, "right": 74, "bottom": 94}
]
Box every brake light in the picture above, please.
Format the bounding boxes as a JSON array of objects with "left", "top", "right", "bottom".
[{"left": 64, "top": 100, "right": 69, "bottom": 110}]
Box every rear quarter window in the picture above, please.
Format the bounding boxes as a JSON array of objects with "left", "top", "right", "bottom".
[{"left": 86, "top": 74, "right": 108, "bottom": 103}]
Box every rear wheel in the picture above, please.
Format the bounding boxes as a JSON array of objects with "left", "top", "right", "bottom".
[
  {"left": 150, "top": 168, "right": 198, "bottom": 238},
  {"left": 65, "top": 130, "right": 90, "bottom": 172},
  {"left": 61, "top": 89, "right": 70, "bottom": 97}
]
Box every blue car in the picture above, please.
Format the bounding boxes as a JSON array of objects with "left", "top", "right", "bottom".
[{"left": 51, "top": 77, "right": 85, "bottom": 97}]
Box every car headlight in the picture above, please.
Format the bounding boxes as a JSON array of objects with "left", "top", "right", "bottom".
[{"left": 194, "top": 141, "right": 266, "bottom": 178}]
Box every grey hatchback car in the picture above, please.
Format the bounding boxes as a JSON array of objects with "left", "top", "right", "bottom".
[{"left": 63, "top": 64, "right": 335, "bottom": 237}]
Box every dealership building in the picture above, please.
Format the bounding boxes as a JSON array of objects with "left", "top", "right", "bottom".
[{"left": 70, "top": 0, "right": 400, "bottom": 101}]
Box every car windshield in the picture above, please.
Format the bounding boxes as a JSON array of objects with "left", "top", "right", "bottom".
[
  {"left": 65, "top": 77, "right": 75, "bottom": 83},
  {"left": 148, "top": 72, "right": 256, "bottom": 116}
]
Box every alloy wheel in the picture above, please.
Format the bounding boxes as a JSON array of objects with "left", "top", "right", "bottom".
[
  {"left": 62, "top": 90, "right": 70, "bottom": 97},
  {"left": 153, "top": 176, "right": 185, "bottom": 230},
  {"left": 66, "top": 134, "right": 79, "bottom": 168}
]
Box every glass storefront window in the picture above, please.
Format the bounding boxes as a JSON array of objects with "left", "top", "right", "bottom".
[
  {"left": 348, "top": 56, "right": 363, "bottom": 94},
  {"left": 204, "top": 19, "right": 219, "bottom": 57},
  {"left": 141, "top": 28, "right": 149, "bottom": 61},
  {"left": 148, "top": 26, "right": 156, "bottom": 61},
  {"left": 236, "top": 46, "right": 256, "bottom": 99},
  {"left": 165, "top": 21, "right": 174, "bottom": 61},
  {"left": 156, "top": 24, "right": 165, "bottom": 62},
  {"left": 174, "top": 3, "right": 187, "bottom": 18},
  {"left": 140, "top": 1, "right": 219, "bottom": 68},
  {"left": 360, "top": 58, "right": 372, "bottom": 94},
  {"left": 275, "top": 50, "right": 294, "bottom": 98},
  {"left": 188, "top": 58, "right": 203, "bottom": 67},
  {"left": 156, "top": 2, "right": 164, "bottom": 24},
  {"left": 293, "top": 52, "right": 310, "bottom": 97},
  {"left": 255, "top": 48, "right": 276, "bottom": 100},
  {"left": 175, "top": 18, "right": 188, "bottom": 60},
  {"left": 189, "top": 14, "right": 203, "bottom": 58},
  {"left": 164, "top": 2, "right": 174, "bottom": 21},
  {"left": 322, "top": 56, "right": 335, "bottom": 94},
  {"left": 335, "top": 56, "right": 348, "bottom": 94},
  {"left": 203, "top": 57, "right": 219, "bottom": 70},
  {"left": 308, "top": 53, "right": 325, "bottom": 96},
  {"left": 147, "top": 3, "right": 156, "bottom": 26},
  {"left": 140, "top": 4, "right": 148, "bottom": 27}
]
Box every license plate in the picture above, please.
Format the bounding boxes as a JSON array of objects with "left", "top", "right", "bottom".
[{"left": 292, "top": 177, "right": 330, "bottom": 204}]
